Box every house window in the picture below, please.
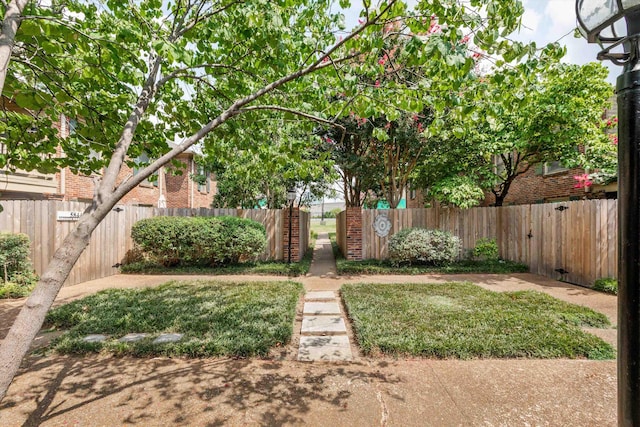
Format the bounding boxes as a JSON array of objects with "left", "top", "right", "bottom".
[
  {"left": 196, "top": 164, "right": 210, "bottom": 193},
  {"left": 543, "top": 161, "right": 568, "bottom": 175},
  {"left": 134, "top": 153, "right": 158, "bottom": 187}
]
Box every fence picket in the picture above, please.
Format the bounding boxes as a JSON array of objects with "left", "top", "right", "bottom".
[
  {"left": 339, "top": 200, "right": 616, "bottom": 287},
  {"left": 0, "top": 201, "right": 302, "bottom": 286}
]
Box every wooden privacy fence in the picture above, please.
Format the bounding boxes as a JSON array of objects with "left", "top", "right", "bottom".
[
  {"left": 339, "top": 199, "right": 617, "bottom": 288},
  {"left": 0, "top": 200, "right": 309, "bottom": 286}
]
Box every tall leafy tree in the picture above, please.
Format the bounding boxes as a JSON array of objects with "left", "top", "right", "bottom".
[
  {"left": 415, "top": 58, "right": 613, "bottom": 207},
  {"left": 0, "top": 0, "right": 529, "bottom": 400},
  {"left": 479, "top": 60, "right": 613, "bottom": 206},
  {"left": 207, "top": 117, "right": 336, "bottom": 208}
]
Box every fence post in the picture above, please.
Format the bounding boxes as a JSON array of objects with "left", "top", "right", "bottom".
[
  {"left": 283, "top": 207, "right": 301, "bottom": 262},
  {"left": 346, "top": 207, "right": 363, "bottom": 260}
]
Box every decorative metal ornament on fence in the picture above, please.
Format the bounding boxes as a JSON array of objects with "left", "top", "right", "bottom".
[{"left": 373, "top": 212, "right": 392, "bottom": 237}]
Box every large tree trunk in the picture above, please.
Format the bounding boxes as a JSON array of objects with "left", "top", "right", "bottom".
[
  {"left": 0, "top": 0, "right": 28, "bottom": 96},
  {"left": 0, "top": 199, "right": 115, "bottom": 401}
]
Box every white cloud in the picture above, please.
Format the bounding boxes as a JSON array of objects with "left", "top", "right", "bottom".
[
  {"left": 544, "top": 0, "right": 577, "bottom": 30},
  {"left": 520, "top": 6, "right": 542, "bottom": 35}
]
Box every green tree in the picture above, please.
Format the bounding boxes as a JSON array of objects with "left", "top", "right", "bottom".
[
  {"left": 206, "top": 117, "right": 336, "bottom": 208},
  {"left": 415, "top": 58, "right": 613, "bottom": 208},
  {"left": 475, "top": 60, "right": 613, "bottom": 206},
  {"left": 0, "top": 0, "right": 530, "bottom": 401}
]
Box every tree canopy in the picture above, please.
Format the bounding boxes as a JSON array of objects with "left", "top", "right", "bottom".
[{"left": 411, "top": 58, "right": 614, "bottom": 207}]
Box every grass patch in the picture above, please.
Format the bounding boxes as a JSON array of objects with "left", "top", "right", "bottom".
[
  {"left": 341, "top": 282, "right": 614, "bottom": 359},
  {"left": 593, "top": 278, "right": 618, "bottom": 295},
  {"left": 46, "top": 280, "right": 303, "bottom": 357},
  {"left": 328, "top": 233, "right": 528, "bottom": 275},
  {"left": 0, "top": 282, "right": 35, "bottom": 299},
  {"left": 310, "top": 218, "right": 336, "bottom": 235},
  {"left": 121, "top": 238, "right": 315, "bottom": 277}
]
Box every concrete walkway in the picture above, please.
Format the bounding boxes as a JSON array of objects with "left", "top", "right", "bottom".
[
  {"left": 297, "top": 235, "right": 352, "bottom": 361},
  {"left": 0, "top": 233, "right": 620, "bottom": 425}
]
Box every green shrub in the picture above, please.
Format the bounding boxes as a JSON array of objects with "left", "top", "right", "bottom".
[
  {"left": 593, "top": 278, "right": 617, "bottom": 295},
  {"left": 388, "top": 228, "right": 461, "bottom": 266},
  {"left": 130, "top": 216, "right": 266, "bottom": 267},
  {"left": 0, "top": 233, "right": 38, "bottom": 298},
  {"left": 472, "top": 238, "right": 499, "bottom": 261}
]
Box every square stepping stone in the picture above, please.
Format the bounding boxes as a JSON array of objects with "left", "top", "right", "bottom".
[
  {"left": 298, "top": 336, "right": 352, "bottom": 361},
  {"left": 303, "top": 301, "right": 341, "bottom": 315},
  {"left": 305, "top": 291, "right": 335, "bottom": 300},
  {"left": 119, "top": 333, "right": 148, "bottom": 343},
  {"left": 301, "top": 316, "right": 347, "bottom": 334},
  {"left": 82, "top": 334, "right": 107, "bottom": 343},
  {"left": 153, "top": 333, "right": 184, "bottom": 344}
]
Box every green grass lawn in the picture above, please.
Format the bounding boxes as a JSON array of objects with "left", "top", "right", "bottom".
[
  {"left": 328, "top": 233, "right": 529, "bottom": 275},
  {"left": 45, "top": 280, "right": 303, "bottom": 357},
  {"left": 310, "top": 218, "right": 336, "bottom": 235},
  {"left": 341, "top": 282, "right": 614, "bottom": 359}
]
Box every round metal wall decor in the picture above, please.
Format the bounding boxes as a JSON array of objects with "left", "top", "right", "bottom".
[{"left": 373, "top": 213, "right": 392, "bottom": 237}]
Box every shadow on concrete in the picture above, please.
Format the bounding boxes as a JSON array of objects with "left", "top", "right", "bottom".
[{"left": 1, "top": 356, "right": 400, "bottom": 426}]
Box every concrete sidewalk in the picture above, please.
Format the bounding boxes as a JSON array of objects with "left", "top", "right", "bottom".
[
  {"left": 1, "top": 356, "right": 615, "bottom": 426},
  {"left": 0, "top": 232, "right": 619, "bottom": 425}
]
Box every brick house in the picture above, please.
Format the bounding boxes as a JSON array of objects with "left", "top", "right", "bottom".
[
  {"left": 407, "top": 99, "right": 618, "bottom": 208},
  {"left": 0, "top": 100, "right": 215, "bottom": 207},
  {"left": 406, "top": 163, "right": 617, "bottom": 209}
]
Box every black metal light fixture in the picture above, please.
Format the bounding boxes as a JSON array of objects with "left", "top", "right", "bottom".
[
  {"left": 286, "top": 187, "right": 296, "bottom": 264},
  {"left": 576, "top": 2, "right": 640, "bottom": 425}
]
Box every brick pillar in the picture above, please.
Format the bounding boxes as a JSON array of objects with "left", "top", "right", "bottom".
[
  {"left": 283, "top": 207, "right": 301, "bottom": 262},
  {"left": 346, "top": 207, "right": 362, "bottom": 260}
]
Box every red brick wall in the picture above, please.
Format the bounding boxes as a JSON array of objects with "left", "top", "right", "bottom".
[
  {"left": 481, "top": 166, "right": 601, "bottom": 206},
  {"left": 409, "top": 165, "right": 612, "bottom": 208},
  {"left": 283, "top": 207, "right": 301, "bottom": 262},
  {"left": 164, "top": 156, "right": 190, "bottom": 208},
  {"left": 0, "top": 98, "right": 215, "bottom": 208},
  {"left": 345, "top": 207, "right": 363, "bottom": 260},
  {"left": 62, "top": 153, "right": 216, "bottom": 208}
]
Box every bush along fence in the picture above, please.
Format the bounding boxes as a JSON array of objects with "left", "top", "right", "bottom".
[
  {"left": 336, "top": 199, "right": 617, "bottom": 288},
  {"left": 0, "top": 200, "right": 310, "bottom": 286}
]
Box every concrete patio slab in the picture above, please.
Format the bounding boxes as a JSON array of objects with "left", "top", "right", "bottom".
[
  {"left": 298, "top": 335, "right": 352, "bottom": 361},
  {"left": 303, "top": 301, "right": 342, "bottom": 315},
  {"left": 153, "top": 333, "right": 184, "bottom": 344},
  {"left": 82, "top": 334, "right": 107, "bottom": 343},
  {"left": 118, "top": 333, "right": 148, "bottom": 343},
  {"left": 301, "top": 316, "right": 347, "bottom": 334},
  {"left": 305, "top": 291, "right": 336, "bottom": 300}
]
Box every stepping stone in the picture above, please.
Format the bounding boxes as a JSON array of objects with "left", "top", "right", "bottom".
[
  {"left": 305, "top": 291, "right": 335, "bottom": 300},
  {"left": 301, "top": 316, "right": 347, "bottom": 334},
  {"left": 153, "top": 333, "right": 184, "bottom": 344},
  {"left": 82, "top": 334, "right": 107, "bottom": 343},
  {"left": 119, "top": 333, "right": 148, "bottom": 343},
  {"left": 303, "top": 301, "right": 341, "bottom": 315},
  {"left": 298, "top": 336, "right": 352, "bottom": 361}
]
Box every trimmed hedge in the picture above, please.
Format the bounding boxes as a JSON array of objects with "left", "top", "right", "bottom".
[
  {"left": 0, "top": 232, "right": 38, "bottom": 298},
  {"left": 130, "top": 216, "right": 267, "bottom": 267},
  {"left": 388, "top": 228, "right": 461, "bottom": 266}
]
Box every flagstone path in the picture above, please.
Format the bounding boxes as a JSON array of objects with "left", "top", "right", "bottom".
[{"left": 297, "top": 234, "right": 353, "bottom": 361}]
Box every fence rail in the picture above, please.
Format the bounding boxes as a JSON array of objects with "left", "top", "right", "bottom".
[
  {"left": 355, "top": 199, "right": 617, "bottom": 287},
  {"left": 0, "top": 201, "right": 300, "bottom": 286}
]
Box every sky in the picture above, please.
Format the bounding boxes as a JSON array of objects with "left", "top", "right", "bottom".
[
  {"left": 517, "top": 0, "right": 617, "bottom": 84},
  {"left": 342, "top": 0, "right": 618, "bottom": 84}
]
